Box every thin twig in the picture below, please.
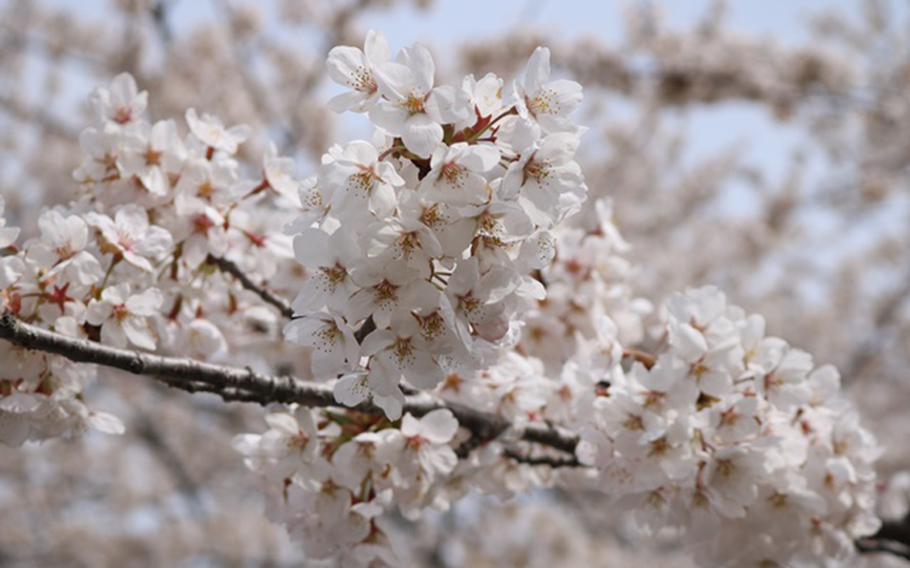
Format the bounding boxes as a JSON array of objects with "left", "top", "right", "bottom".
[{"left": 207, "top": 255, "right": 294, "bottom": 319}]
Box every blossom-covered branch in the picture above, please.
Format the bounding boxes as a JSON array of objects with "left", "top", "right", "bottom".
[
  {"left": 0, "top": 26, "right": 888, "bottom": 568},
  {"left": 0, "top": 312, "right": 578, "bottom": 458}
]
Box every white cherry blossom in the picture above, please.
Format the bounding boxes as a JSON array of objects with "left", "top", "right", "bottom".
[
  {"left": 90, "top": 72, "right": 148, "bottom": 126},
  {"left": 514, "top": 47, "right": 583, "bottom": 133},
  {"left": 86, "top": 284, "right": 163, "bottom": 349},
  {"left": 87, "top": 205, "right": 173, "bottom": 271},
  {"left": 185, "top": 108, "right": 250, "bottom": 155},
  {"left": 326, "top": 30, "right": 391, "bottom": 112},
  {"left": 284, "top": 312, "right": 360, "bottom": 378},
  {"left": 370, "top": 43, "right": 472, "bottom": 157}
]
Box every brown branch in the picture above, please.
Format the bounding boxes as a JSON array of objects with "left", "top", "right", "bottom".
[
  {"left": 858, "top": 518, "right": 910, "bottom": 561},
  {"left": 503, "top": 448, "right": 582, "bottom": 468},
  {"left": 0, "top": 313, "right": 580, "bottom": 461},
  {"left": 207, "top": 255, "right": 294, "bottom": 319}
]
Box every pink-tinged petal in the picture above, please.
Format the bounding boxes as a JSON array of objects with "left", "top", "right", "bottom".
[
  {"left": 122, "top": 251, "right": 153, "bottom": 272},
  {"left": 110, "top": 73, "right": 139, "bottom": 105},
  {"left": 546, "top": 78, "right": 583, "bottom": 112},
  {"left": 68, "top": 253, "right": 104, "bottom": 285},
  {"left": 403, "top": 351, "right": 443, "bottom": 390},
  {"left": 0, "top": 256, "right": 23, "bottom": 288},
  {"left": 140, "top": 166, "right": 169, "bottom": 196},
  {"left": 85, "top": 300, "right": 113, "bottom": 326},
  {"left": 368, "top": 356, "right": 402, "bottom": 397}
]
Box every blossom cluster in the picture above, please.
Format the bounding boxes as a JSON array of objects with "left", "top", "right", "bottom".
[
  {"left": 285, "top": 31, "right": 587, "bottom": 418},
  {"left": 0, "top": 73, "right": 303, "bottom": 444},
  {"left": 233, "top": 406, "right": 460, "bottom": 565},
  {"left": 578, "top": 287, "right": 881, "bottom": 566},
  {"left": 0, "top": 27, "right": 886, "bottom": 568}
]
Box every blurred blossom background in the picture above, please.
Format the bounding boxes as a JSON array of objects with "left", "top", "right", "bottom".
[{"left": 2, "top": 0, "right": 910, "bottom": 565}]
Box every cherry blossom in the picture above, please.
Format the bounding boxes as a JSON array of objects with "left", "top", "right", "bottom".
[
  {"left": 90, "top": 72, "right": 148, "bottom": 127},
  {"left": 0, "top": 31, "right": 888, "bottom": 568},
  {"left": 87, "top": 205, "right": 172, "bottom": 271},
  {"left": 369, "top": 43, "right": 472, "bottom": 157},
  {"left": 514, "top": 47, "right": 584, "bottom": 133},
  {"left": 185, "top": 108, "right": 251, "bottom": 155},
  {"left": 326, "top": 30, "right": 391, "bottom": 112},
  {"left": 86, "top": 284, "right": 163, "bottom": 350}
]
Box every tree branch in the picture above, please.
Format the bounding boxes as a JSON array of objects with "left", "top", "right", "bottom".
[
  {"left": 503, "top": 447, "right": 582, "bottom": 468},
  {"left": 4, "top": 312, "right": 906, "bottom": 561},
  {"left": 0, "top": 313, "right": 580, "bottom": 460},
  {"left": 857, "top": 517, "right": 910, "bottom": 561},
  {"left": 207, "top": 255, "right": 295, "bottom": 319}
]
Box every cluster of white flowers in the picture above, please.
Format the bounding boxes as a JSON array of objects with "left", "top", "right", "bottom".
[
  {"left": 0, "top": 73, "right": 303, "bottom": 444},
  {"left": 519, "top": 198, "right": 651, "bottom": 374},
  {"left": 286, "top": 31, "right": 588, "bottom": 419},
  {"left": 577, "top": 287, "right": 881, "bottom": 566},
  {"left": 0, "top": 28, "right": 886, "bottom": 568},
  {"left": 233, "top": 406, "right": 459, "bottom": 565}
]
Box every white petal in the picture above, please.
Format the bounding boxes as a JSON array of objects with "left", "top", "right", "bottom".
[
  {"left": 399, "top": 44, "right": 435, "bottom": 94},
  {"left": 334, "top": 373, "right": 371, "bottom": 408},
  {"left": 460, "top": 144, "right": 501, "bottom": 172},
  {"left": 401, "top": 114, "right": 443, "bottom": 158},
  {"left": 419, "top": 409, "right": 458, "bottom": 444},
  {"left": 326, "top": 46, "right": 367, "bottom": 86},
  {"left": 293, "top": 228, "right": 333, "bottom": 267},
  {"left": 122, "top": 317, "right": 156, "bottom": 350},
  {"left": 400, "top": 413, "right": 421, "bottom": 437},
  {"left": 87, "top": 411, "right": 125, "bottom": 435},
  {"left": 523, "top": 47, "right": 551, "bottom": 95},
  {"left": 126, "top": 288, "right": 163, "bottom": 316},
  {"left": 364, "top": 30, "right": 390, "bottom": 64}
]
